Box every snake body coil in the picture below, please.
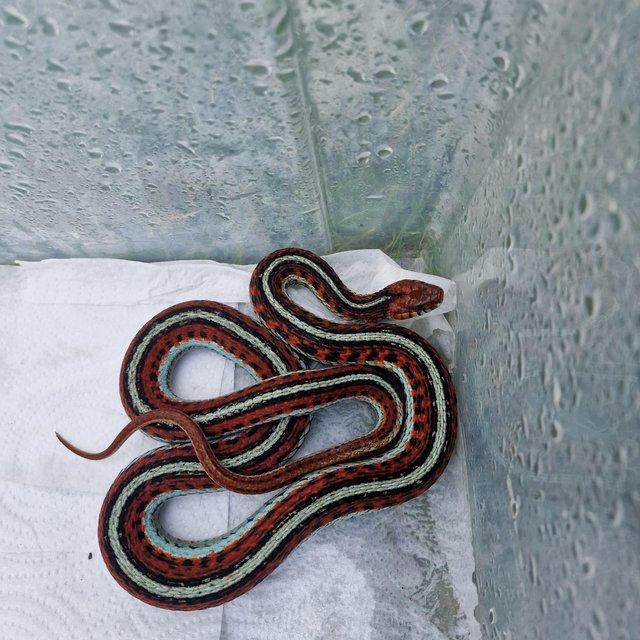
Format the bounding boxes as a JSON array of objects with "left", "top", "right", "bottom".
[{"left": 57, "top": 248, "right": 457, "bottom": 610}]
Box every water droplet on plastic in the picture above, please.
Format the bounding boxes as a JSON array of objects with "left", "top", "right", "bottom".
[
  {"left": 46, "top": 58, "right": 66, "bottom": 72},
  {"left": 551, "top": 421, "right": 564, "bottom": 443},
  {"left": 104, "top": 161, "right": 122, "bottom": 174},
  {"left": 409, "top": 12, "right": 430, "bottom": 35},
  {"left": 347, "top": 67, "right": 365, "bottom": 83},
  {"left": 39, "top": 16, "right": 59, "bottom": 36},
  {"left": 429, "top": 73, "right": 449, "bottom": 89},
  {"left": 244, "top": 60, "right": 271, "bottom": 76},
  {"left": 109, "top": 20, "right": 135, "bottom": 36},
  {"left": 3, "top": 5, "right": 29, "bottom": 26},
  {"left": 493, "top": 51, "right": 510, "bottom": 71},
  {"left": 577, "top": 192, "right": 592, "bottom": 217},
  {"left": 376, "top": 145, "right": 393, "bottom": 159},
  {"left": 373, "top": 65, "right": 396, "bottom": 79}
]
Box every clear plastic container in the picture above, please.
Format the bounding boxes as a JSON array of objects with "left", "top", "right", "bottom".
[{"left": 0, "top": 2, "right": 637, "bottom": 638}]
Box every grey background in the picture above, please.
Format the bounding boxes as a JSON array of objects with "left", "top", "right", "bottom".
[{"left": 1, "top": 1, "right": 638, "bottom": 639}]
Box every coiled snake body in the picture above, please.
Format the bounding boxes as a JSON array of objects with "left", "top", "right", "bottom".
[{"left": 57, "top": 248, "right": 457, "bottom": 610}]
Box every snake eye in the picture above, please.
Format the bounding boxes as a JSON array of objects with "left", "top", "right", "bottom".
[{"left": 384, "top": 280, "right": 444, "bottom": 320}]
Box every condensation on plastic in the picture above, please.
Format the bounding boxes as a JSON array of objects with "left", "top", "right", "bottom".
[
  {"left": 436, "top": 3, "right": 639, "bottom": 639},
  {"left": 0, "top": 1, "right": 638, "bottom": 639}
]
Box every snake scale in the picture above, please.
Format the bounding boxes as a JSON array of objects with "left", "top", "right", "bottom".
[{"left": 57, "top": 248, "right": 457, "bottom": 610}]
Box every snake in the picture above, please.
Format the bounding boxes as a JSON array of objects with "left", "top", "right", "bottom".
[{"left": 56, "top": 247, "right": 457, "bottom": 610}]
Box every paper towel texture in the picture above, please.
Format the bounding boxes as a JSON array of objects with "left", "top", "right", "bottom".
[{"left": 0, "top": 250, "right": 478, "bottom": 639}]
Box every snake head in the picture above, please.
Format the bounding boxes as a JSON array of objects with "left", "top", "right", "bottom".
[{"left": 383, "top": 280, "right": 444, "bottom": 320}]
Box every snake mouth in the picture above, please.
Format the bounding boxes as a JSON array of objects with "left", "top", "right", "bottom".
[{"left": 384, "top": 280, "right": 444, "bottom": 320}]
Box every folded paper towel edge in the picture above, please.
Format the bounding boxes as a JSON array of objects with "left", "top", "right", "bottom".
[{"left": 12, "top": 250, "right": 457, "bottom": 318}]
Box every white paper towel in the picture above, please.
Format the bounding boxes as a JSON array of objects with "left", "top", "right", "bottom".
[{"left": 0, "top": 250, "right": 479, "bottom": 640}]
